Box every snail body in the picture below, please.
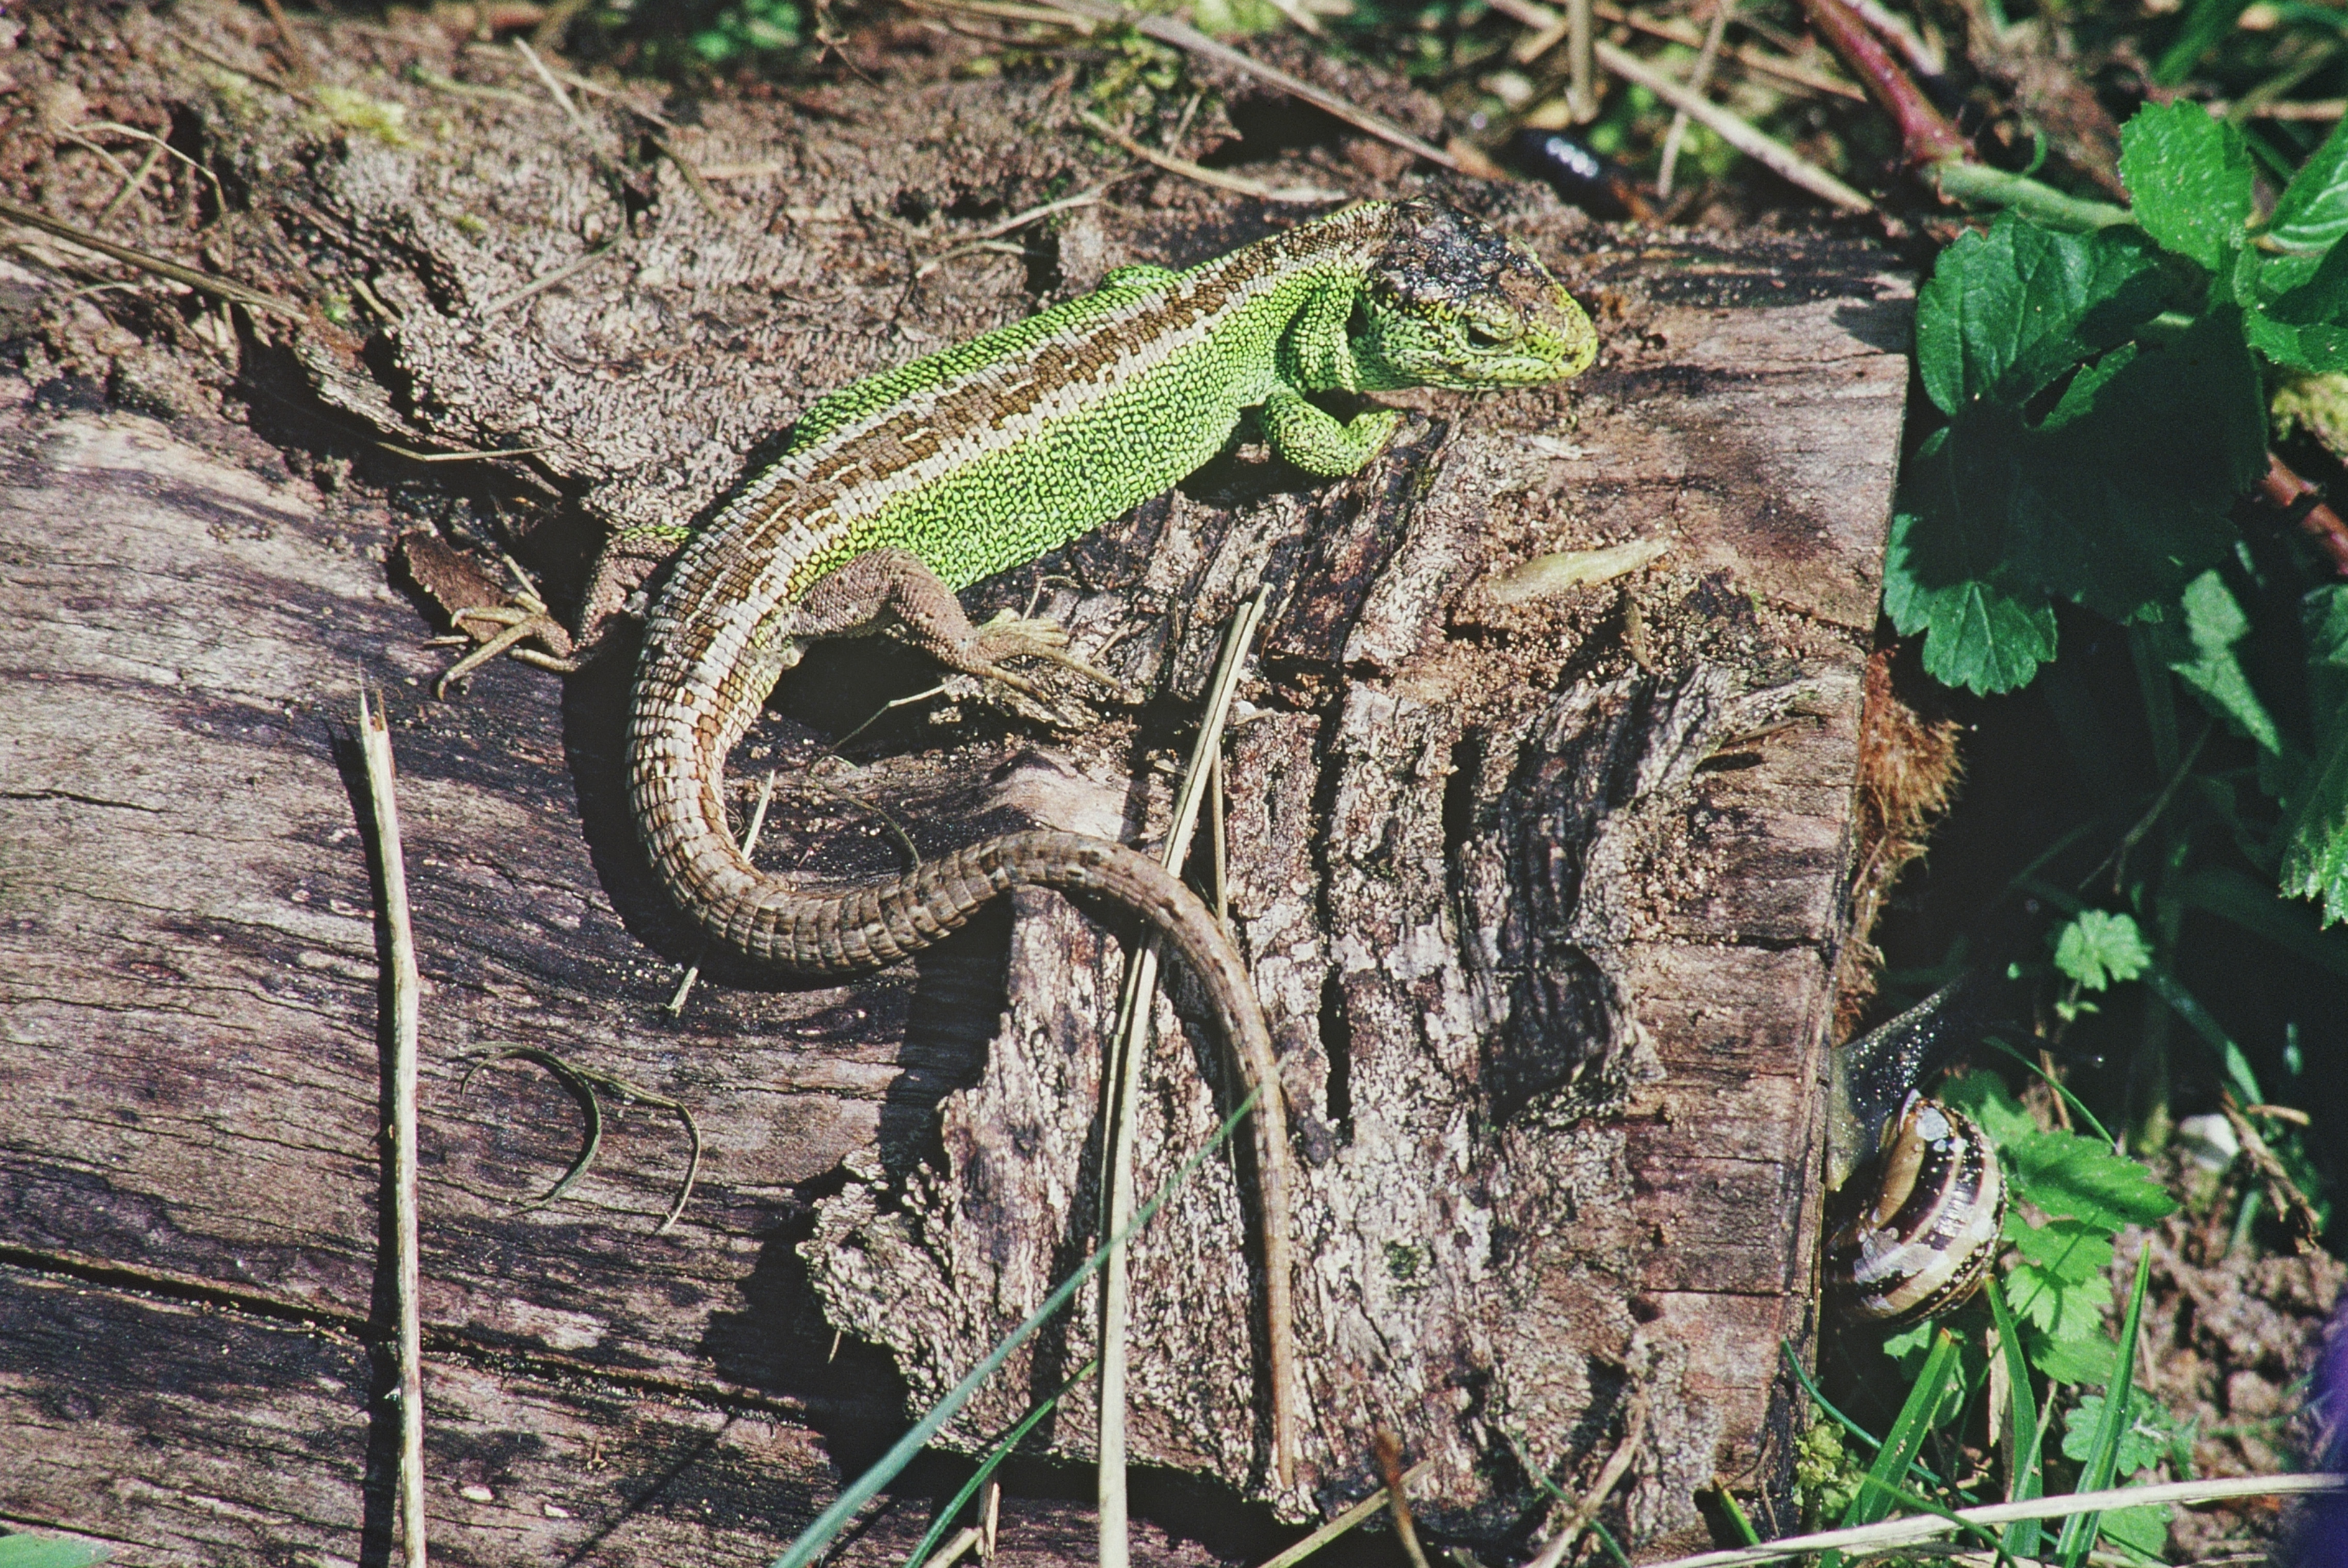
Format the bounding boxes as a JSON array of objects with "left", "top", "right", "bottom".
[{"left": 1822, "top": 978, "right": 2012, "bottom": 1325}]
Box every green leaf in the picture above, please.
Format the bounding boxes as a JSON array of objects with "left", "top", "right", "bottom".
[
  {"left": 2010, "top": 312, "right": 2267, "bottom": 625},
  {"left": 2063, "top": 1387, "right": 2183, "bottom": 1476},
  {"left": 1916, "top": 217, "right": 2169, "bottom": 415},
  {"left": 2006, "top": 1214, "right": 2118, "bottom": 1282},
  {"left": 2029, "top": 1329, "right": 2121, "bottom": 1387},
  {"left": 2267, "top": 117, "right": 2348, "bottom": 252},
  {"left": 2006, "top": 1256, "right": 2113, "bottom": 1340},
  {"left": 2003, "top": 1132, "right": 2181, "bottom": 1230},
  {"left": 2053, "top": 910, "right": 2156, "bottom": 991},
  {"left": 1940, "top": 1070, "right": 2040, "bottom": 1149},
  {"left": 1884, "top": 418, "right": 2062, "bottom": 694},
  {"left": 2283, "top": 584, "right": 2348, "bottom": 924},
  {"left": 2098, "top": 1502, "right": 2176, "bottom": 1557},
  {"left": 2158, "top": 571, "right": 2287, "bottom": 751},
  {"left": 0, "top": 1539, "right": 112, "bottom": 1568},
  {"left": 2120, "top": 101, "right": 2255, "bottom": 270}
]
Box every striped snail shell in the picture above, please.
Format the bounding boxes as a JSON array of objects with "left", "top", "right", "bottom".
[
  {"left": 1823, "top": 976, "right": 2012, "bottom": 1326},
  {"left": 1825, "top": 1092, "right": 2007, "bottom": 1324}
]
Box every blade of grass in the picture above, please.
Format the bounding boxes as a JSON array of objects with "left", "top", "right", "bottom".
[
  {"left": 1984, "top": 1279, "right": 2045, "bottom": 1560},
  {"left": 770, "top": 1085, "right": 1262, "bottom": 1568},
  {"left": 2055, "top": 1245, "right": 2156, "bottom": 1568},
  {"left": 1779, "top": 1342, "right": 1947, "bottom": 1488},
  {"left": 903, "top": 1359, "right": 1100, "bottom": 1568},
  {"left": 1825, "top": 1329, "right": 1962, "bottom": 1568}
]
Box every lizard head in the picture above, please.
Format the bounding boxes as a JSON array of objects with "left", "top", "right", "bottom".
[{"left": 1352, "top": 201, "right": 1598, "bottom": 392}]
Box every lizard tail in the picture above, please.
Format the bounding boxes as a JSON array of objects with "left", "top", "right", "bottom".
[{"left": 636, "top": 740, "right": 1301, "bottom": 1486}]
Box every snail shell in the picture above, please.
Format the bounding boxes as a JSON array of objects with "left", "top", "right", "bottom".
[{"left": 1826, "top": 1093, "right": 2007, "bottom": 1325}]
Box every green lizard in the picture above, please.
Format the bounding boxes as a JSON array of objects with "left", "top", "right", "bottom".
[{"left": 447, "top": 198, "right": 1596, "bottom": 1485}]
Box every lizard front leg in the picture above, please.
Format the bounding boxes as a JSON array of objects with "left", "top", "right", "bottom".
[{"left": 1257, "top": 387, "right": 1404, "bottom": 478}]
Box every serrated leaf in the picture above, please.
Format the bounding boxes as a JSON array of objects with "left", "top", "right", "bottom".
[
  {"left": 2120, "top": 101, "right": 2255, "bottom": 270},
  {"left": 2053, "top": 910, "right": 2156, "bottom": 991},
  {"left": 2029, "top": 1329, "right": 2120, "bottom": 1386},
  {"left": 2007, "top": 1215, "right": 2118, "bottom": 1282},
  {"left": 2009, "top": 310, "right": 2266, "bottom": 623},
  {"left": 2245, "top": 308, "right": 2348, "bottom": 373},
  {"left": 2006, "top": 1259, "right": 2113, "bottom": 1339},
  {"left": 2161, "top": 571, "right": 2286, "bottom": 751},
  {"left": 2280, "top": 725, "right": 2348, "bottom": 924},
  {"left": 2269, "top": 117, "right": 2348, "bottom": 252},
  {"left": 1941, "top": 1071, "right": 2040, "bottom": 1149},
  {"left": 2004, "top": 1131, "right": 2181, "bottom": 1228},
  {"left": 2282, "top": 585, "right": 2348, "bottom": 925},
  {"left": 1884, "top": 417, "right": 2062, "bottom": 694},
  {"left": 2098, "top": 1501, "right": 2175, "bottom": 1557},
  {"left": 1917, "top": 217, "right": 2169, "bottom": 415},
  {"left": 2064, "top": 1388, "right": 2182, "bottom": 1476}
]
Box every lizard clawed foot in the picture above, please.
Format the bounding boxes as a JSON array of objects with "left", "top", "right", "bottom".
[
  {"left": 969, "top": 609, "right": 1130, "bottom": 698},
  {"left": 437, "top": 606, "right": 582, "bottom": 698}
]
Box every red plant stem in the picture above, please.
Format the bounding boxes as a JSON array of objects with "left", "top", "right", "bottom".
[
  {"left": 2260, "top": 452, "right": 2348, "bottom": 575},
  {"left": 1798, "top": 0, "right": 1968, "bottom": 165}
]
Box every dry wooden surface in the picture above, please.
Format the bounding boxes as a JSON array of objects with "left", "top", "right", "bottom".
[{"left": 0, "top": 6, "right": 1910, "bottom": 1564}]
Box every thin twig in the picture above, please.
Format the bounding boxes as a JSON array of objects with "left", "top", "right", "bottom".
[
  {"left": 1593, "top": 42, "right": 1872, "bottom": 210},
  {"left": 165, "top": 26, "right": 318, "bottom": 106},
  {"left": 1659, "top": 0, "right": 1735, "bottom": 195},
  {"left": 85, "top": 120, "right": 231, "bottom": 218},
  {"left": 2219, "top": 1092, "right": 2325, "bottom": 1250},
  {"left": 1526, "top": 1389, "right": 1649, "bottom": 1568},
  {"left": 1630, "top": 1474, "right": 2343, "bottom": 1568},
  {"left": 1502, "top": 0, "right": 1866, "bottom": 99},
  {"left": 1375, "top": 1432, "right": 1434, "bottom": 1568},
  {"left": 649, "top": 134, "right": 727, "bottom": 222},
  {"left": 1100, "top": 587, "right": 1276, "bottom": 1563},
  {"left": 256, "top": 0, "right": 319, "bottom": 87},
  {"left": 375, "top": 440, "right": 551, "bottom": 463},
  {"left": 2259, "top": 450, "right": 2348, "bottom": 575},
  {"left": 0, "top": 197, "right": 306, "bottom": 318},
  {"left": 511, "top": 36, "right": 598, "bottom": 140},
  {"left": 1253, "top": 1462, "right": 1436, "bottom": 1568},
  {"left": 914, "top": 185, "right": 1113, "bottom": 277},
  {"left": 477, "top": 236, "right": 624, "bottom": 317},
  {"left": 96, "top": 139, "right": 167, "bottom": 225},
  {"left": 669, "top": 771, "right": 779, "bottom": 1014},
  {"left": 924, "top": 1527, "right": 983, "bottom": 1568},
  {"left": 1080, "top": 112, "right": 1346, "bottom": 204},
  {"left": 1030, "top": 0, "right": 1460, "bottom": 170},
  {"left": 1568, "top": 0, "right": 1597, "bottom": 120},
  {"left": 357, "top": 687, "right": 428, "bottom": 1568}
]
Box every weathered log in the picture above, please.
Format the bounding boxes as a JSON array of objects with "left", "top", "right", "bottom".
[{"left": 0, "top": 6, "right": 1909, "bottom": 1561}]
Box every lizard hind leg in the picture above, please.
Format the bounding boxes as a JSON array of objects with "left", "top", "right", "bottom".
[{"left": 795, "top": 547, "right": 1121, "bottom": 698}]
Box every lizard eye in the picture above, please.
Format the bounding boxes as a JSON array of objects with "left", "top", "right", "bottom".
[{"left": 1465, "top": 318, "right": 1514, "bottom": 348}]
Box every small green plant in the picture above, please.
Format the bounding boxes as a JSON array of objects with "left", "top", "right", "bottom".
[{"left": 1888, "top": 100, "right": 2348, "bottom": 925}]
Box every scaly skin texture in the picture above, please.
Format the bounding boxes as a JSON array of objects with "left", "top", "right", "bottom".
[{"left": 571, "top": 200, "right": 1589, "bottom": 1487}]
